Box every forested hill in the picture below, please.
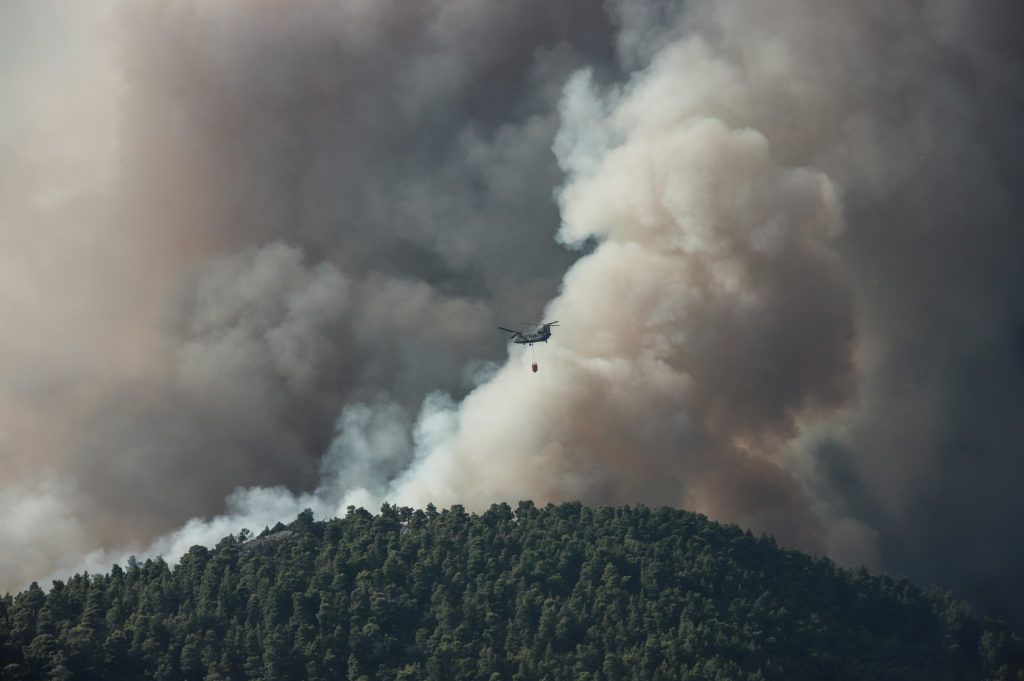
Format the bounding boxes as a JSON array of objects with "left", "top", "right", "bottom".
[{"left": 2, "top": 503, "right": 1022, "bottom": 681}]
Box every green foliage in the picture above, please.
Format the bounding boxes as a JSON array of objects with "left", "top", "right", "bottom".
[{"left": 1, "top": 502, "right": 1022, "bottom": 680}]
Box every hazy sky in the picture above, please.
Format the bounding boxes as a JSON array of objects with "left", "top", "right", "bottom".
[{"left": 2, "top": 0, "right": 1022, "bottom": 627}]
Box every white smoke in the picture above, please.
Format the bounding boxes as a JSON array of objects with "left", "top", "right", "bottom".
[
  {"left": 382, "top": 47, "right": 860, "bottom": 553},
  {"left": 0, "top": 475, "right": 94, "bottom": 586}
]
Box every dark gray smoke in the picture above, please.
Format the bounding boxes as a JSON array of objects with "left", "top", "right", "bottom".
[{"left": 1, "top": 0, "right": 1023, "bottom": 628}]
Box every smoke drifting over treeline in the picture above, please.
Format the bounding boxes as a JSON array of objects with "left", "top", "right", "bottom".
[{"left": 2, "top": 0, "right": 1023, "bottom": 625}]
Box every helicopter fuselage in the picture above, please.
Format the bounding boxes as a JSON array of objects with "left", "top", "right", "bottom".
[
  {"left": 499, "top": 322, "right": 557, "bottom": 345},
  {"left": 511, "top": 329, "right": 552, "bottom": 344}
]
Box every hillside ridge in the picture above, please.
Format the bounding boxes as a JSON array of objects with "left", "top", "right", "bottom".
[{"left": 2, "top": 501, "right": 1022, "bottom": 680}]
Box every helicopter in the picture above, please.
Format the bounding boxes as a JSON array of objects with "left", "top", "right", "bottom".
[
  {"left": 498, "top": 321, "right": 559, "bottom": 345},
  {"left": 499, "top": 322, "right": 560, "bottom": 373}
]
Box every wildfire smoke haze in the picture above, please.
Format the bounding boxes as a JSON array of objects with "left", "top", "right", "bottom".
[{"left": 1, "top": 0, "right": 1023, "bottom": 627}]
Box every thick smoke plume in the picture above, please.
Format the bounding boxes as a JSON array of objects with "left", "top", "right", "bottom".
[{"left": 2, "top": 0, "right": 1023, "bottom": 626}]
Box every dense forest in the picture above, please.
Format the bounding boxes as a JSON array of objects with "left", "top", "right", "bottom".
[{"left": 2, "top": 502, "right": 1022, "bottom": 681}]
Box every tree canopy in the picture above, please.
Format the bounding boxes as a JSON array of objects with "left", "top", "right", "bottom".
[{"left": 2, "top": 501, "right": 1021, "bottom": 681}]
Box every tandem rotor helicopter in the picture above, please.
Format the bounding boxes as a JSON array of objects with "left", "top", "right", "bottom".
[{"left": 498, "top": 321, "right": 559, "bottom": 373}]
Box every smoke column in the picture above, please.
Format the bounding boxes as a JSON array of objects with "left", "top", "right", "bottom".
[{"left": 2, "top": 0, "right": 1023, "bottom": 626}]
